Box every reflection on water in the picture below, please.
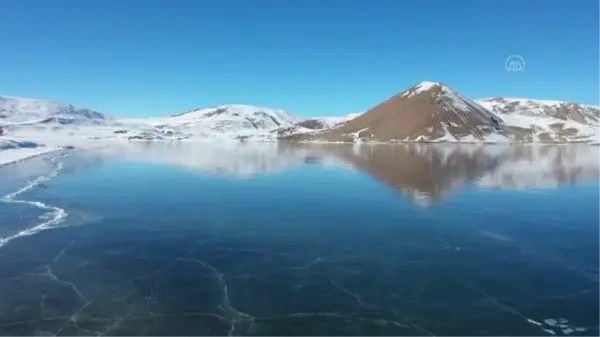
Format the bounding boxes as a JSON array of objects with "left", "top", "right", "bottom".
[
  {"left": 89, "top": 142, "right": 600, "bottom": 206},
  {"left": 0, "top": 142, "right": 598, "bottom": 336}
]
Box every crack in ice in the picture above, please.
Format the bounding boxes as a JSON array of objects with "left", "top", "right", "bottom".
[
  {"left": 176, "top": 257, "right": 254, "bottom": 336},
  {"left": 0, "top": 154, "right": 69, "bottom": 249},
  {"left": 42, "top": 241, "right": 89, "bottom": 304},
  {"left": 467, "top": 283, "right": 560, "bottom": 336},
  {"left": 51, "top": 241, "right": 208, "bottom": 336},
  {"left": 321, "top": 273, "right": 378, "bottom": 309},
  {"left": 0, "top": 211, "right": 455, "bottom": 337}
]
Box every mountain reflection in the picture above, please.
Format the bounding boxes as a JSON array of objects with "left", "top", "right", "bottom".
[
  {"left": 89, "top": 142, "right": 599, "bottom": 205},
  {"left": 318, "top": 144, "right": 503, "bottom": 206}
]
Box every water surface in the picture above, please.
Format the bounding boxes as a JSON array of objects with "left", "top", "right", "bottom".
[{"left": 0, "top": 143, "right": 598, "bottom": 336}]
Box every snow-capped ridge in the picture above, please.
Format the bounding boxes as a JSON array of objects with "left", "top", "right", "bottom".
[
  {"left": 172, "top": 104, "right": 297, "bottom": 121},
  {"left": 479, "top": 97, "right": 599, "bottom": 110},
  {"left": 0, "top": 95, "right": 105, "bottom": 125},
  {"left": 135, "top": 104, "right": 301, "bottom": 141},
  {"left": 477, "top": 97, "right": 600, "bottom": 124}
]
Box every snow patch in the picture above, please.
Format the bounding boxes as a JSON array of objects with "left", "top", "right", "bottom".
[{"left": 414, "top": 81, "right": 447, "bottom": 94}]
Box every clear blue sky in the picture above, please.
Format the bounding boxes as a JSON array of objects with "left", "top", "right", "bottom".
[{"left": 0, "top": 0, "right": 598, "bottom": 117}]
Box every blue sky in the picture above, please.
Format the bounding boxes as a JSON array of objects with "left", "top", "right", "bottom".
[{"left": 0, "top": 0, "right": 598, "bottom": 117}]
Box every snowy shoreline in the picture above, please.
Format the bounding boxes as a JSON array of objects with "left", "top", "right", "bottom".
[{"left": 0, "top": 145, "right": 64, "bottom": 167}]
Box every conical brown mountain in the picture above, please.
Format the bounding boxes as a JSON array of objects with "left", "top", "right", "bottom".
[{"left": 295, "top": 81, "right": 506, "bottom": 142}]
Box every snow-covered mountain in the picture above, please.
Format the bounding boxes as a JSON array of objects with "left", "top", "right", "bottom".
[
  {"left": 142, "top": 104, "right": 300, "bottom": 140},
  {"left": 0, "top": 95, "right": 186, "bottom": 145},
  {"left": 0, "top": 95, "right": 105, "bottom": 125},
  {"left": 476, "top": 98, "right": 599, "bottom": 143},
  {"left": 0, "top": 97, "right": 302, "bottom": 142},
  {"left": 477, "top": 98, "right": 599, "bottom": 124}
]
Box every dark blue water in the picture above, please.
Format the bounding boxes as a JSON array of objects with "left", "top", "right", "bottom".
[{"left": 0, "top": 143, "right": 598, "bottom": 336}]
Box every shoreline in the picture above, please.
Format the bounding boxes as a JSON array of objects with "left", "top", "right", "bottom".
[{"left": 0, "top": 147, "right": 65, "bottom": 168}]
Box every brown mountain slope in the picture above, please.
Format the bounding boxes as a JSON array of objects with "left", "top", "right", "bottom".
[{"left": 292, "top": 81, "right": 506, "bottom": 143}]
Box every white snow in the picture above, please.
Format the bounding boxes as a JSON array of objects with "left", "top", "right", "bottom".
[
  {"left": 480, "top": 132, "right": 510, "bottom": 143},
  {"left": 478, "top": 97, "right": 599, "bottom": 125},
  {"left": 311, "top": 117, "right": 343, "bottom": 129},
  {"left": 0, "top": 146, "right": 61, "bottom": 166},
  {"left": 1, "top": 97, "right": 305, "bottom": 144},
  {"left": 437, "top": 124, "right": 459, "bottom": 142},
  {"left": 345, "top": 112, "right": 362, "bottom": 120},
  {"left": 437, "top": 90, "right": 502, "bottom": 125},
  {"left": 0, "top": 139, "right": 62, "bottom": 166},
  {"left": 501, "top": 114, "right": 597, "bottom": 141},
  {"left": 413, "top": 81, "right": 449, "bottom": 94},
  {"left": 264, "top": 112, "right": 362, "bottom": 139},
  {"left": 2, "top": 103, "right": 303, "bottom": 144},
  {"left": 479, "top": 97, "right": 599, "bottom": 110},
  {"left": 151, "top": 104, "right": 299, "bottom": 138},
  {"left": 312, "top": 112, "right": 360, "bottom": 129},
  {"left": 350, "top": 127, "right": 369, "bottom": 142}
]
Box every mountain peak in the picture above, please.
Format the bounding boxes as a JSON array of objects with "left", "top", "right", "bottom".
[
  {"left": 0, "top": 95, "right": 105, "bottom": 125},
  {"left": 397, "top": 81, "right": 456, "bottom": 100},
  {"left": 414, "top": 81, "right": 445, "bottom": 90}
]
